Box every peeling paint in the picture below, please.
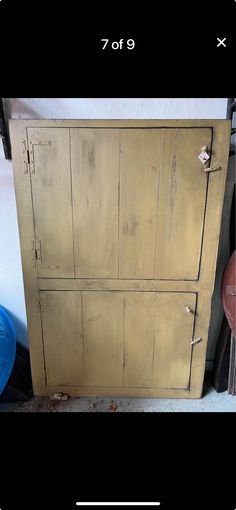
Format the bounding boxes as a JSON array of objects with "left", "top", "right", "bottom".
[
  {"left": 168, "top": 130, "right": 178, "bottom": 240},
  {"left": 123, "top": 218, "right": 139, "bottom": 236},
  {"left": 87, "top": 314, "right": 101, "bottom": 322}
]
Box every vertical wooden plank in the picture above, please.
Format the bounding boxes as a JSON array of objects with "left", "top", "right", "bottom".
[
  {"left": 27, "top": 127, "right": 74, "bottom": 278},
  {"left": 119, "top": 129, "right": 162, "bottom": 278},
  {"left": 9, "top": 122, "right": 46, "bottom": 394},
  {"left": 153, "top": 292, "right": 196, "bottom": 389},
  {"left": 41, "top": 291, "right": 83, "bottom": 386},
  {"left": 155, "top": 128, "right": 211, "bottom": 280},
  {"left": 83, "top": 291, "right": 124, "bottom": 386},
  {"left": 190, "top": 122, "right": 231, "bottom": 397},
  {"left": 124, "top": 292, "right": 157, "bottom": 387},
  {"left": 71, "top": 128, "right": 119, "bottom": 278},
  {"left": 124, "top": 292, "right": 195, "bottom": 389}
]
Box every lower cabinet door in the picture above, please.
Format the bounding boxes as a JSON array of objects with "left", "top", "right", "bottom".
[{"left": 40, "top": 291, "right": 196, "bottom": 390}]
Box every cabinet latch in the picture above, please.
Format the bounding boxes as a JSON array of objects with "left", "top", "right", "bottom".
[
  {"left": 204, "top": 164, "right": 222, "bottom": 173},
  {"left": 191, "top": 337, "right": 202, "bottom": 346},
  {"left": 198, "top": 146, "right": 210, "bottom": 164},
  {"left": 22, "top": 140, "right": 30, "bottom": 174}
]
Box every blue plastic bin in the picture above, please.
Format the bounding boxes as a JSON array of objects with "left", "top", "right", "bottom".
[{"left": 0, "top": 306, "right": 16, "bottom": 394}]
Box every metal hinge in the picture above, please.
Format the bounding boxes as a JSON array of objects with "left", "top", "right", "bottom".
[
  {"left": 32, "top": 240, "right": 41, "bottom": 263},
  {"left": 22, "top": 140, "right": 30, "bottom": 174},
  {"left": 28, "top": 140, "right": 52, "bottom": 174},
  {"left": 23, "top": 139, "right": 52, "bottom": 174},
  {"left": 37, "top": 296, "right": 43, "bottom": 313}
]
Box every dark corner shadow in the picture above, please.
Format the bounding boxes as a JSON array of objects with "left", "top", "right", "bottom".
[
  {"left": 4, "top": 98, "right": 70, "bottom": 120},
  {"left": 4, "top": 98, "right": 42, "bottom": 120},
  {"left": 202, "top": 370, "right": 213, "bottom": 397}
]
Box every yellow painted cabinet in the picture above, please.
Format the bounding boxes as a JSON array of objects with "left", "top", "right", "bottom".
[{"left": 10, "top": 120, "right": 231, "bottom": 398}]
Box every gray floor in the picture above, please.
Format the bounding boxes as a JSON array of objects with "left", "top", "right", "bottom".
[{"left": 1, "top": 374, "right": 236, "bottom": 412}]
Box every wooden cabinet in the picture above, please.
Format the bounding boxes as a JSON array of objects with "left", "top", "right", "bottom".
[{"left": 10, "top": 120, "right": 231, "bottom": 398}]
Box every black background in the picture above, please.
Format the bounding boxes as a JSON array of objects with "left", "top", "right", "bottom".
[
  {"left": 1, "top": 413, "right": 236, "bottom": 509},
  {"left": 0, "top": 0, "right": 235, "bottom": 96},
  {"left": 0, "top": 1, "right": 236, "bottom": 508}
]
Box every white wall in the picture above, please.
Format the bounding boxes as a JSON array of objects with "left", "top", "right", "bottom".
[
  {"left": 0, "top": 98, "right": 228, "bottom": 355},
  {"left": 6, "top": 98, "right": 228, "bottom": 120},
  {"left": 0, "top": 141, "right": 28, "bottom": 346}
]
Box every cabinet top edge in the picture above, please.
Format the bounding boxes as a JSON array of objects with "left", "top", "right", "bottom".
[{"left": 9, "top": 119, "right": 231, "bottom": 129}]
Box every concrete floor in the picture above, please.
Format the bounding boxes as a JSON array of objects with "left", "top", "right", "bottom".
[{"left": 0, "top": 373, "right": 236, "bottom": 412}]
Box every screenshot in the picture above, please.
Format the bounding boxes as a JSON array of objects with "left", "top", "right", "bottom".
[{"left": 0, "top": 1, "right": 235, "bottom": 509}]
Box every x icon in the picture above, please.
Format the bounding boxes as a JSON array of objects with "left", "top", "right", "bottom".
[{"left": 217, "top": 37, "right": 226, "bottom": 47}]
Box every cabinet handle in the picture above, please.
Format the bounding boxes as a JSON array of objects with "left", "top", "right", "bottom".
[
  {"left": 191, "top": 337, "right": 202, "bottom": 346},
  {"left": 185, "top": 306, "right": 194, "bottom": 314},
  {"left": 204, "top": 165, "right": 222, "bottom": 173}
]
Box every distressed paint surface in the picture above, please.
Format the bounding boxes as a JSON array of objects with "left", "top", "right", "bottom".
[
  {"left": 154, "top": 128, "right": 212, "bottom": 279},
  {"left": 71, "top": 129, "right": 119, "bottom": 278},
  {"left": 82, "top": 291, "right": 124, "bottom": 387},
  {"left": 10, "top": 119, "right": 231, "bottom": 398},
  {"left": 40, "top": 289, "right": 196, "bottom": 391},
  {"left": 41, "top": 291, "right": 83, "bottom": 386},
  {"left": 27, "top": 128, "right": 74, "bottom": 277},
  {"left": 119, "top": 129, "right": 162, "bottom": 278}
]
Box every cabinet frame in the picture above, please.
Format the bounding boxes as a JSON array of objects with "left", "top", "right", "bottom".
[{"left": 10, "top": 119, "right": 231, "bottom": 398}]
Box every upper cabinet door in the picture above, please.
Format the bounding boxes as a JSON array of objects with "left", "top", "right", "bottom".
[
  {"left": 28, "top": 126, "right": 211, "bottom": 281},
  {"left": 119, "top": 128, "right": 212, "bottom": 280},
  {"left": 27, "top": 128, "right": 74, "bottom": 278}
]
